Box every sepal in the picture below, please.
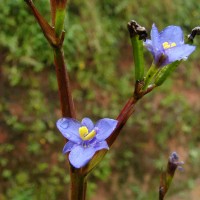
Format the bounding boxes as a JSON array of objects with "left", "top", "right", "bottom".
[{"left": 154, "top": 61, "right": 181, "bottom": 86}]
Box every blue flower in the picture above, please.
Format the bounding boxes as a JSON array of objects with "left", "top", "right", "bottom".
[
  {"left": 169, "top": 152, "right": 184, "bottom": 172},
  {"left": 144, "top": 24, "right": 196, "bottom": 67},
  {"left": 56, "top": 117, "right": 118, "bottom": 168}
]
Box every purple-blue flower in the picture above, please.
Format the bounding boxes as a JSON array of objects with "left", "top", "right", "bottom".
[
  {"left": 169, "top": 152, "right": 184, "bottom": 172},
  {"left": 56, "top": 117, "right": 118, "bottom": 168},
  {"left": 144, "top": 24, "right": 196, "bottom": 67}
]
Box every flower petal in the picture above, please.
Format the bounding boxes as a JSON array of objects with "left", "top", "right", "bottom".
[
  {"left": 62, "top": 141, "right": 77, "bottom": 154},
  {"left": 94, "top": 141, "right": 109, "bottom": 151},
  {"left": 151, "top": 24, "right": 162, "bottom": 51},
  {"left": 56, "top": 118, "right": 82, "bottom": 144},
  {"left": 81, "top": 117, "right": 94, "bottom": 132},
  {"left": 69, "top": 145, "right": 96, "bottom": 168},
  {"left": 151, "top": 24, "right": 163, "bottom": 64},
  {"left": 160, "top": 26, "right": 184, "bottom": 45},
  {"left": 144, "top": 39, "right": 153, "bottom": 53},
  {"left": 164, "top": 45, "right": 196, "bottom": 65},
  {"left": 144, "top": 24, "right": 196, "bottom": 67},
  {"left": 95, "top": 118, "right": 118, "bottom": 141}
]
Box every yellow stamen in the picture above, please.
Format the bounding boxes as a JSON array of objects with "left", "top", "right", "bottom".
[
  {"left": 162, "top": 42, "right": 176, "bottom": 49},
  {"left": 163, "top": 42, "right": 170, "bottom": 49},
  {"left": 171, "top": 42, "right": 176, "bottom": 47},
  {"left": 79, "top": 126, "right": 96, "bottom": 141}
]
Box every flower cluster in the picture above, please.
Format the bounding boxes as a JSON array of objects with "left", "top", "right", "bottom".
[
  {"left": 57, "top": 117, "right": 118, "bottom": 168},
  {"left": 144, "top": 24, "right": 196, "bottom": 67}
]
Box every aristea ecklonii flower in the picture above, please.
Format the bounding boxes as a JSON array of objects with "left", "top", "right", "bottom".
[
  {"left": 144, "top": 24, "right": 196, "bottom": 67},
  {"left": 168, "top": 152, "right": 184, "bottom": 173},
  {"left": 56, "top": 117, "right": 118, "bottom": 168}
]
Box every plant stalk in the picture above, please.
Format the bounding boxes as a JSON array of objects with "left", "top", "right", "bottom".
[
  {"left": 70, "top": 167, "right": 87, "bottom": 200},
  {"left": 53, "top": 47, "right": 76, "bottom": 118},
  {"left": 50, "top": 0, "right": 56, "bottom": 26}
]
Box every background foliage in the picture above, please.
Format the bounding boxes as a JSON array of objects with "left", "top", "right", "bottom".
[{"left": 0, "top": 0, "right": 200, "bottom": 199}]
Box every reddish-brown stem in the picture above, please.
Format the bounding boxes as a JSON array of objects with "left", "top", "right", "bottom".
[
  {"left": 70, "top": 166, "right": 87, "bottom": 200},
  {"left": 50, "top": 0, "right": 56, "bottom": 26},
  {"left": 25, "top": 0, "right": 75, "bottom": 118},
  {"left": 107, "top": 96, "right": 137, "bottom": 146},
  {"left": 56, "top": 0, "right": 68, "bottom": 8},
  {"left": 53, "top": 48, "right": 76, "bottom": 118},
  {"left": 24, "top": 0, "right": 59, "bottom": 46},
  {"left": 107, "top": 81, "right": 154, "bottom": 147}
]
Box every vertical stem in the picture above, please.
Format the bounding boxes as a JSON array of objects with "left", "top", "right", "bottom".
[
  {"left": 25, "top": 1, "right": 80, "bottom": 200},
  {"left": 50, "top": 0, "right": 56, "bottom": 26},
  {"left": 53, "top": 47, "right": 76, "bottom": 118},
  {"left": 70, "top": 168, "right": 87, "bottom": 200}
]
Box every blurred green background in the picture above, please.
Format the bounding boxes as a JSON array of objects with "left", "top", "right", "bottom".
[{"left": 1, "top": 0, "right": 200, "bottom": 199}]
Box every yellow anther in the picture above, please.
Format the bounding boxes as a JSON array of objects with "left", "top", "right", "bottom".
[
  {"left": 162, "top": 42, "right": 170, "bottom": 49},
  {"left": 171, "top": 42, "right": 176, "bottom": 47},
  {"left": 162, "top": 42, "right": 177, "bottom": 49},
  {"left": 79, "top": 126, "right": 96, "bottom": 141},
  {"left": 79, "top": 126, "right": 88, "bottom": 137},
  {"left": 83, "top": 130, "right": 96, "bottom": 140}
]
